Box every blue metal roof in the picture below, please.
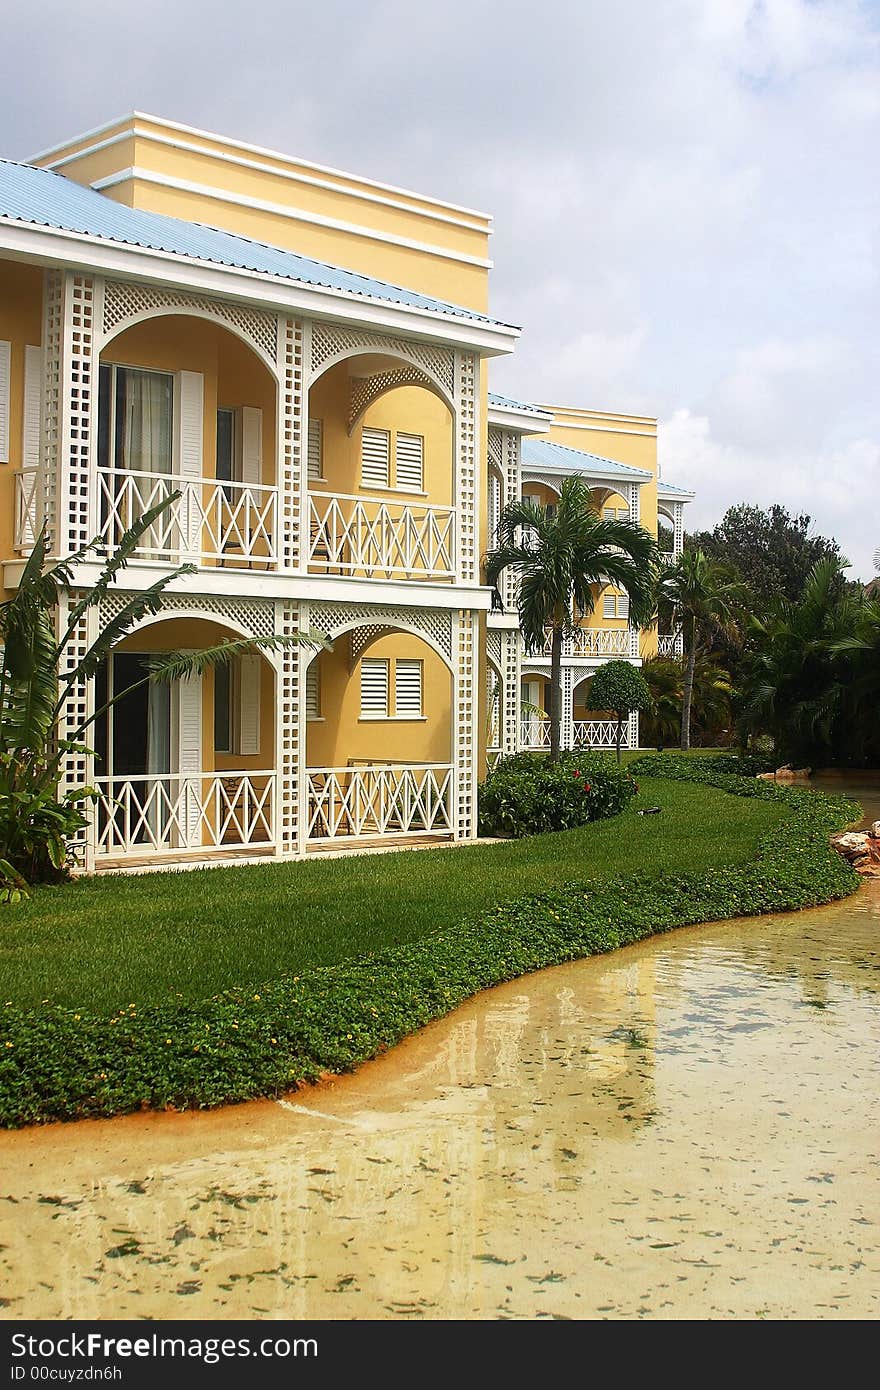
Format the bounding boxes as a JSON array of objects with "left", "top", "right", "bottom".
[
  {"left": 488, "top": 390, "right": 551, "bottom": 416},
  {"left": 522, "top": 436, "right": 652, "bottom": 480},
  {"left": 0, "top": 159, "right": 514, "bottom": 329},
  {"left": 657, "top": 478, "right": 694, "bottom": 496}
]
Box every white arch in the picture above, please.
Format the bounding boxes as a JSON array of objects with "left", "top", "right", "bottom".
[
  {"left": 309, "top": 345, "right": 454, "bottom": 413},
  {"left": 116, "top": 609, "right": 282, "bottom": 675},
  {"left": 98, "top": 306, "right": 280, "bottom": 379},
  {"left": 304, "top": 617, "right": 454, "bottom": 674},
  {"left": 519, "top": 665, "right": 551, "bottom": 683}
]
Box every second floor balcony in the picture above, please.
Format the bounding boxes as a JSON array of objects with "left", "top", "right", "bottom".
[{"left": 527, "top": 626, "right": 638, "bottom": 659}]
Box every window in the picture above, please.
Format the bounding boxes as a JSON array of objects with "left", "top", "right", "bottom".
[
  {"left": 603, "top": 591, "right": 630, "bottom": 619},
  {"left": 603, "top": 504, "right": 630, "bottom": 522},
  {"left": 360, "top": 427, "right": 425, "bottom": 491},
  {"left": 306, "top": 660, "right": 321, "bottom": 720},
  {"left": 214, "top": 661, "right": 233, "bottom": 753},
  {"left": 394, "top": 659, "right": 423, "bottom": 717},
  {"left": 395, "top": 433, "right": 424, "bottom": 491},
  {"left": 361, "top": 427, "right": 390, "bottom": 488},
  {"left": 216, "top": 408, "right": 236, "bottom": 482},
  {"left": 308, "top": 418, "right": 324, "bottom": 481},
  {"left": 98, "top": 365, "right": 173, "bottom": 474},
  {"left": 360, "top": 658, "right": 389, "bottom": 718}
]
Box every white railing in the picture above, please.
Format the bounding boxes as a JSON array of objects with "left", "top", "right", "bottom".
[
  {"left": 535, "top": 628, "right": 631, "bottom": 658},
  {"left": 306, "top": 763, "right": 454, "bottom": 841},
  {"left": 658, "top": 630, "right": 683, "bottom": 657},
  {"left": 573, "top": 720, "right": 629, "bottom": 749},
  {"left": 308, "top": 492, "right": 455, "bottom": 580},
  {"left": 519, "top": 720, "right": 551, "bottom": 749},
  {"left": 93, "top": 772, "right": 275, "bottom": 858},
  {"left": 14, "top": 469, "right": 41, "bottom": 551},
  {"left": 95, "top": 468, "right": 278, "bottom": 566},
  {"left": 487, "top": 748, "right": 503, "bottom": 770}
]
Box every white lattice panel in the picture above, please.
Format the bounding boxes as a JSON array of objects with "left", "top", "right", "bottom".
[
  {"left": 454, "top": 608, "right": 476, "bottom": 838},
  {"left": 561, "top": 666, "right": 575, "bottom": 750},
  {"left": 61, "top": 275, "right": 99, "bottom": 557},
  {"left": 308, "top": 602, "right": 453, "bottom": 664},
  {"left": 501, "top": 627, "right": 520, "bottom": 755},
  {"left": 98, "top": 591, "right": 274, "bottom": 638},
  {"left": 628, "top": 482, "right": 641, "bottom": 526},
  {"left": 275, "top": 598, "right": 301, "bottom": 855},
  {"left": 101, "top": 280, "right": 278, "bottom": 368},
  {"left": 501, "top": 428, "right": 521, "bottom": 611},
  {"left": 278, "top": 316, "right": 305, "bottom": 570},
  {"left": 454, "top": 352, "right": 478, "bottom": 584},
  {"left": 486, "top": 629, "right": 501, "bottom": 669},
  {"left": 41, "top": 270, "right": 63, "bottom": 549},
  {"left": 308, "top": 322, "right": 455, "bottom": 399},
  {"left": 57, "top": 592, "right": 96, "bottom": 869},
  {"left": 673, "top": 501, "right": 684, "bottom": 555},
  {"left": 349, "top": 365, "right": 435, "bottom": 431},
  {"left": 487, "top": 426, "right": 502, "bottom": 470}
]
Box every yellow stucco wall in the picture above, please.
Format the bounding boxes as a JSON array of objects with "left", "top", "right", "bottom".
[
  {"left": 305, "top": 632, "right": 452, "bottom": 768},
  {"left": 36, "top": 116, "right": 492, "bottom": 311},
  {"left": 0, "top": 260, "right": 43, "bottom": 585}
]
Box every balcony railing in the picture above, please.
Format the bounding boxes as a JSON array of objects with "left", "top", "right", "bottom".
[
  {"left": 573, "top": 720, "right": 630, "bottom": 749},
  {"left": 93, "top": 772, "right": 276, "bottom": 858},
  {"left": 306, "top": 763, "right": 454, "bottom": 841},
  {"left": 531, "top": 628, "right": 633, "bottom": 659},
  {"left": 96, "top": 468, "right": 278, "bottom": 566},
  {"left": 14, "top": 469, "right": 40, "bottom": 551},
  {"left": 658, "top": 630, "right": 683, "bottom": 657},
  {"left": 519, "top": 720, "right": 551, "bottom": 750},
  {"left": 308, "top": 492, "right": 455, "bottom": 580}
]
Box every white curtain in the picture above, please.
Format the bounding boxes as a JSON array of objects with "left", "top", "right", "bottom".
[{"left": 121, "top": 369, "right": 172, "bottom": 475}]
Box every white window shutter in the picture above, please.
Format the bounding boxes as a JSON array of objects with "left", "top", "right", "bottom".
[
  {"left": 240, "top": 407, "right": 262, "bottom": 486},
  {"left": 238, "top": 655, "right": 261, "bottom": 756},
  {"left": 22, "top": 346, "right": 42, "bottom": 470},
  {"left": 175, "top": 675, "right": 202, "bottom": 847},
  {"left": 175, "top": 371, "right": 203, "bottom": 557},
  {"left": 488, "top": 473, "right": 500, "bottom": 543},
  {"left": 618, "top": 593, "right": 629, "bottom": 619},
  {"left": 361, "top": 427, "right": 390, "bottom": 488},
  {"left": 305, "top": 660, "right": 320, "bottom": 719},
  {"left": 395, "top": 432, "right": 423, "bottom": 491},
  {"left": 394, "top": 659, "right": 422, "bottom": 717},
  {"left": 0, "top": 340, "right": 10, "bottom": 463},
  {"left": 603, "top": 594, "right": 616, "bottom": 618},
  {"left": 360, "top": 658, "right": 389, "bottom": 718},
  {"left": 307, "top": 418, "right": 323, "bottom": 480}
]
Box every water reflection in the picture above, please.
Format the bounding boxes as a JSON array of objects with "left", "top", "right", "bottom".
[{"left": 1, "top": 791, "right": 879, "bottom": 1320}]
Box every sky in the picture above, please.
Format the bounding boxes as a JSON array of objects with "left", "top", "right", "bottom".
[{"left": 3, "top": 0, "right": 879, "bottom": 577}]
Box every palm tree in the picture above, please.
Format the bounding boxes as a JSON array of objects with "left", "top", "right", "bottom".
[
  {"left": 655, "top": 548, "right": 746, "bottom": 751},
  {"left": 485, "top": 475, "right": 655, "bottom": 760},
  {"left": 641, "top": 656, "right": 733, "bottom": 748}
]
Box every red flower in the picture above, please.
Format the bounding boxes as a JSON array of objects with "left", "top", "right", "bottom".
[
  {"left": 584, "top": 782, "right": 592, "bottom": 792},
  {"left": 573, "top": 770, "right": 580, "bottom": 777}
]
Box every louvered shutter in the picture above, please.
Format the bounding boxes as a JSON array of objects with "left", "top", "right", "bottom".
[
  {"left": 618, "top": 594, "right": 629, "bottom": 619},
  {"left": 175, "top": 675, "right": 202, "bottom": 847},
  {"left": 238, "top": 654, "right": 261, "bottom": 756},
  {"left": 305, "top": 660, "right": 320, "bottom": 719},
  {"left": 307, "top": 418, "right": 323, "bottom": 480},
  {"left": 240, "top": 407, "right": 262, "bottom": 486},
  {"left": 488, "top": 473, "right": 500, "bottom": 543},
  {"left": 0, "top": 340, "right": 10, "bottom": 463},
  {"left": 361, "top": 427, "right": 390, "bottom": 488},
  {"left": 603, "top": 594, "right": 616, "bottom": 618},
  {"left": 395, "top": 659, "right": 422, "bottom": 717},
  {"left": 360, "top": 658, "right": 389, "bottom": 718},
  {"left": 176, "top": 371, "right": 203, "bottom": 557},
  {"left": 19, "top": 346, "right": 42, "bottom": 547},
  {"left": 395, "top": 432, "right": 423, "bottom": 491}
]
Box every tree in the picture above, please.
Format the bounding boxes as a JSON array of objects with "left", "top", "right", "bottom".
[
  {"left": 655, "top": 549, "right": 746, "bottom": 751},
  {"left": 640, "top": 656, "right": 733, "bottom": 748},
  {"left": 486, "top": 476, "right": 655, "bottom": 761},
  {"left": 741, "top": 556, "right": 876, "bottom": 766},
  {"left": 0, "top": 505, "right": 322, "bottom": 897},
  {"left": 689, "top": 503, "right": 850, "bottom": 606},
  {"left": 586, "top": 660, "right": 651, "bottom": 762}
]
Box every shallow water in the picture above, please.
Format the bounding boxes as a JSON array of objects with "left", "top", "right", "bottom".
[{"left": 1, "top": 781, "right": 878, "bottom": 1321}]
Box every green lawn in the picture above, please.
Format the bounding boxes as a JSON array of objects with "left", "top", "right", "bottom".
[{"left": 0, "top": 776, "right": 788, "bottom": 1014}]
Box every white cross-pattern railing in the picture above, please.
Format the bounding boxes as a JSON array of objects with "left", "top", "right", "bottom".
[
  {"left": 306, "top": 763, "right": 454, "bottom": 841},
  {"left": 93, "top": 772, "right": 275, "bottom": 858},
  {"left": 573, "top": 720, "right": 629, "bottom": 749},
  {"left": 519, "top": 720, "right": 551, "bottom": 749},
  {"left": 308, "top": 491, "right": 455, "bottom": 580},
  {"left": 95, "top": 468, "right": 278, "bottom": 566},
  {"left": 14, "top": 469, "right": 41, "bottom": 551},
  {"left": 534, "top": 628, "right": 631, "bottom": 658},
  {"left": 487, "top": 747, "right": 503, "bottom": 770},
  {"left": 658, "top": 630, "right": 683, "bottom": 657}
]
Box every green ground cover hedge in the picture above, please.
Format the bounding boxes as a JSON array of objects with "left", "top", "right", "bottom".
[{"left": 0, "top": 757, "right": 860, "bottom": 1128}]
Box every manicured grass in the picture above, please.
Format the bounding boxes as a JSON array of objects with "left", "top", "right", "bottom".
[{"left": 0, "top": 775, "right": 786, "bottom": 1013}]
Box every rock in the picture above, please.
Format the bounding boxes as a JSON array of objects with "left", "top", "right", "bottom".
[
  {"left": 774, "top": 765, "right": 812, "bottom": 781},
  {"left": 871, "top": 820, "right": 880, "bottom": 839},
  {"left": 757, "top": 771, "right": 776, "bottom": 781},
  {"left": 830, "top": 831, "right": 870, "bottom": 861}
]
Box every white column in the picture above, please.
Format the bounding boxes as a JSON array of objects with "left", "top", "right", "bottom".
[
  {"left": 276, "top": 315, "right": 306, "bottom": 572},
  {"left": 673, "top": 501, "right": 684, "bottom": 556},
  {"left": 56, "top": 591, "right": 97, "bottom": 873},
  {"left": 628, "top": 710, "right": 640, "bottom": 750},
  {"left": 274, "top": 597, "right": 303, "bottom": 856},
  {"left": 453, "top": 609, "right": 477, "bottom": 839},
  {"left": 561, "top": 665, "right": 575, "bottom": 752},
  {"left": 628, "top": 481, "right": 641, "bottom": 527},
  {"left": 502, "top": 429, "right": 521, "bottom": 612},
  {"left": 501, "top": 627, "right": 520, "bottom": 756},
  {"left": 43, "top": 271, "right": 102, "bottom": 559},
  {"left": 453, "top": 352, "right": 478, "bottom": 584}
]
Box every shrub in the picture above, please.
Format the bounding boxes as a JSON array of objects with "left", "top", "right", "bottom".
[{"left": 478, "top": 750, "right": 638, "bottom": 837}]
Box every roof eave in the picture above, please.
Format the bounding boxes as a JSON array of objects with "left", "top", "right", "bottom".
[
  {"left": 522, "top": 461, "right": 652, "bottom": 485},
  {"left": 0, "top": 216, "right": 520, "bottom": 357},
  {"left": 487, "top": 402, "right": 553, "bottom": 434}
]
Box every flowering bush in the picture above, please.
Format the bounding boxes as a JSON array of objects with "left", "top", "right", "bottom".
[{"left": 478, "top": 750, "right": 638, "bottom": 838}]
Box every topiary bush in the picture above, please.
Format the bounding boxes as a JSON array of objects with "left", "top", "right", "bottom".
[{"left": 478, "top": 750, "right": 638, "bottom": 838}]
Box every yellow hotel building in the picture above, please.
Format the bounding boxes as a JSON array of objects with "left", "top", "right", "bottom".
[{"left": 0, "top": 113, "right": 692, "bottom": 870}]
